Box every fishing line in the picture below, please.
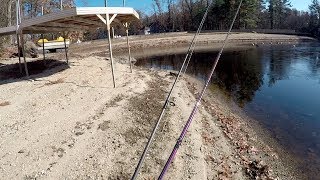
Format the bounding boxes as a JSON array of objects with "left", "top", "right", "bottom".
[{"left": 183, "top": 41, "right": 196, "bottom": 74}]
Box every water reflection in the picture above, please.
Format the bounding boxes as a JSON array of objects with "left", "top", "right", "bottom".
[
  {"left": 135, "top": 42, "right": 320, "bottom": 178},
  {"left": 268, "top": 47, "right": 291, "bottom": 86},
  {"left": 136, "top": 50, "right": 265, "bottom": 107},
  {"left": 214, "top": 50, "right": 264, "bottom": 107}
]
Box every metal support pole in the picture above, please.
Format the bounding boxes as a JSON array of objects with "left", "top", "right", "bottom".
[
  {"left": 16, "top": 0, "right": 19, "bottom": 26},
  {"left": 63, "top": 33, "right": 68, "bottom": 64},
  {"left": 123, "top": 0, "right": 125, "bottom": 6},
  {"left": 18, "top": 0, "right": 22, "bottom": 24},
  {"left": 125, "top": 22, "right": 132, "bottom": 73},
  {"left": 16, "top": 34, "right": 22, "bottom": 73},
  {"left": 41, "top": 34, "right": 46, "bottom": 65},
  {"left": 112, "top": 26, "right": 115, "bottom": 39},
  {"left": 106, "top": 14, "right": 116, "bottom": 88},
  {"left": 41, "top": 6, "right": 46, "bottom": 65},
  {"left": 16, "top": 0, "right": 19, "bottom": 28},
  {"left": 16, "top": 0, "right": 22, "bottom": 73},
  {"left": 20, "top": 32, "right": 29, "bottom": 77}
]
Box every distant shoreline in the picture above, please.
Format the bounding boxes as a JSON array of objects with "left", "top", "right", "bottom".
[{"left": 70, "top": 32, "right": 317, "bottom": 58}]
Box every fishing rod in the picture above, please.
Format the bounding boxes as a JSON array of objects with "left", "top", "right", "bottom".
[
  {"left": 131, "top": 1, "right": 213, "bottom": 179},
  {"left": 158, "top": 0, "right": 243, "bottom": 179}
]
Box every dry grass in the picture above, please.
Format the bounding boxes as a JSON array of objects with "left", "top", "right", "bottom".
[{"left": 0, "top": 101, "right": 10, "bottom": 106}]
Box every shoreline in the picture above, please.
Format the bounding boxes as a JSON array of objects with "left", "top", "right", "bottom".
[
  {"left": 0, "top": 55, "right": 260, "bottom": 179},
  {"left": 115, "top": 33, "right": 317, "bottom": 179},
  {"left": 70, "top": 32, "right": 317, "bottom": 57},
  {"left": 0, "top": 33, "right": 317, "bottom": 179},
  {"left": 183, "top": 75, "right": 303, "bottom": 179}
]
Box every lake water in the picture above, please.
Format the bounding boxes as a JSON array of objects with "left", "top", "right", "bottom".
[{"left": 135, "top": 42, "right": 320, "bottom": 177}]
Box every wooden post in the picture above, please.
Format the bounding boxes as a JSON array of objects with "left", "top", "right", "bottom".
[
  {"left": 60, "top": 0, "right": 63, "bottom": 10},
  {"left": 106, "top": 13, "right": 116, "bottom": 88},
  {"left": 63, "top": 33, "right": 68, "bottom": 64},
  {"left": 20, "top": 32, "right": 29, "bottom": 77},
  {"left": 125, "top": 22, "right": 132, "bottom": 73}
]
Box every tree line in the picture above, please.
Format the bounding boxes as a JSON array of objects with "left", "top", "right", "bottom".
[
  {"left": 141, "top": 0, "right": 319, "bottom": 36},
  {"left": 2, "top": 0, "right": 320, "bottom": 44}
]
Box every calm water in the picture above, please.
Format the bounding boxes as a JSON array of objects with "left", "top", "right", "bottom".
[{"left": 135, "top": 42, "right": 320, "bottom": 176}]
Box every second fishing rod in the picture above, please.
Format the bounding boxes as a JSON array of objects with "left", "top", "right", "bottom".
[{"left": 131, "top": 1, "right": 213, "bottom": 179}]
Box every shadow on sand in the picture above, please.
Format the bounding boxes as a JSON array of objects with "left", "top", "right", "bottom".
[{"left": 0, "top": 59, "right": 70, "bottom": 85}]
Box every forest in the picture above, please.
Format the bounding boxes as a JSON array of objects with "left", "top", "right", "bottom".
[{"left": 142, "top": 0, "right": 319, "bottom": 35}]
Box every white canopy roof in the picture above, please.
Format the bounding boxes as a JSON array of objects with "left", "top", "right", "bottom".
[{"left": 0, "top": 7, "right": 140, "bottom": 35}]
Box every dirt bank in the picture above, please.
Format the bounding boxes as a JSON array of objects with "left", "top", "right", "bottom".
[{"left": 71, "top": 32, "right": 316, "bottom": 57}]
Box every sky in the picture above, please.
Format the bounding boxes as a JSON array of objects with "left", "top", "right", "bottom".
[
  {"left": 290, "top": 0, "right": 310, "bottom": 11},
  {"left": 75, "top": 0, "right": 154, "bottom": 13},
  {"left": 75, "top": 0, "right": 311, "bottom": 14}
]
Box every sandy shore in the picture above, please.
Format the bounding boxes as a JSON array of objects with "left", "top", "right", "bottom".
[
  {"left": 0, "top": 54, "right": 249, "bottom": 179},
  {"left": 0, "top": 33, "right": 315, "bottom": 179}
]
